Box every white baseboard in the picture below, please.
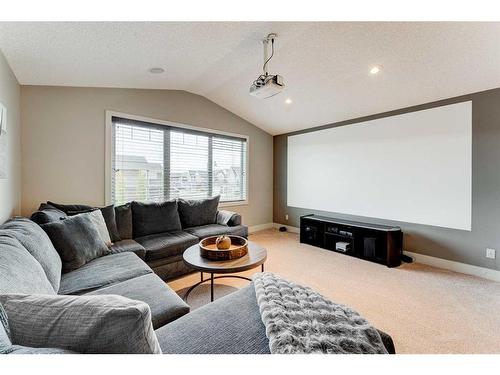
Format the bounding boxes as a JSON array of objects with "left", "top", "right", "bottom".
[
  {"left": 404, "top": 251, "right": 500, "bottom": 283},
  {"left": 248, "top": 223, "right": 274, "bottom": 234},
  {"left": 269, "top": 223, "right": 500, "bottom": 283}
]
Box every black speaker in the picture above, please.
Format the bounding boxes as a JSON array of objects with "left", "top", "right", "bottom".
[
  {"left": 363, "top": 237, "right": 377, "bottom": 258},
  {"left": 302, "top": 224, "right": 319, "bottom": 245}
]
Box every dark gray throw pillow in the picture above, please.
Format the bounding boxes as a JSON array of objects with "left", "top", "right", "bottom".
[
  {"left": 115, "top": 203, "right": 133, "bottom": 240},
  {"left": 99, "top": 205, "right": 121, "bottom": 242},
  {"left": 30, "top": 204, "right": 68, "bottom": 224},
  {"left": 66, "top": 208, "right": 96, "bottom": 215},
  {"left": 47, "top": 201, "right": 94, "bottom": 214},
  {"left": 131, "top": 200, "right": 182, "bottom": 238},
  {"left": 41, "top": 214, "right": 110, "bottom": 273},
  {"left": 178, "top": 196, "right": 220, "bottom": 228}
]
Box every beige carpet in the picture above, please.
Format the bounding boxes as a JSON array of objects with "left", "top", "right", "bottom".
[{"left": 168, "top": 229, "right": 500, "bottom": 354}]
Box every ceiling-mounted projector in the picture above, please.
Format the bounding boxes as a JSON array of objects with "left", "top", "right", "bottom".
[
  {"left": 249, "top": 33, "right": 285, "bottom": 99},
  {"left": 249, "top": 74, "right": 284, "bottom": 99}
]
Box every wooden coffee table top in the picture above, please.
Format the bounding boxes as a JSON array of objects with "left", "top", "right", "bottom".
[{"left": 183, "top": 241, "right": 267, "bottom": 274}]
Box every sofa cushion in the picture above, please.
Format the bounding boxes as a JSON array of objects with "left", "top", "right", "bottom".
[
  {"left": 30, "top": 204, "right": 67, "bottom": 224},
  {"left": 86, "top": 273, "right": 189, "bottom": 329},
  {"left": 0, "top": 217, "right": 62, "bottom": 292},
  {"left": 109, "top": 239, "right": 146, "bottom": 260},
  {"left": 0, "top": 293, "right": 161, "bottom": 354},
  {"left": 132, "top": 200, "right": 182, "bottom": 237},
  {"left": 177, "top": 196, "right": 220, "bottom": 228},
  {"left": 58, "top": 252, "right": 153, "bottom": 295},
  {"left": 115, "top": 203, "right": 133, "bottom": 240},
  {"left": 65, "top": 208, "right": 96, "bottom": 215},
  {"left": 100, "top": 204, "right": 121, "bottom": 242},
  {"left": 41, "top": 213, "right": 110, "bottom": 273},
  {"left": 146, "top": 257, "right": 194, "bottom": 281},
  {"left": 2, "top": 301, "right": 76, "bottom": 354},
  {"left": 0, "top": 236, "right": 56, "bottom": 295},
  {"left": 1, "top": 302, "right": 11, "bottom": 354},
  {"left": 46, "top": 201, "right": 94, "bottom": 213},
  {"left": 184, "top": 224, "right": 248, "bottom": 239},
  {"left": 136, "top": 231, "right": 199, "bottom": 261},
  {"left": 156, "top": 284, "right": 270, "bottom": 354}
]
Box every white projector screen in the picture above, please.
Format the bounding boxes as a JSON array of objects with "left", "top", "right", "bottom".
[{"left": 287, "top": 101, "right": 472, "bottom": 230}]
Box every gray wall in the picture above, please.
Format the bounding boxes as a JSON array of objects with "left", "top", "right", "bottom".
[
  {"left": 0, "top": 51, "right": 21, "bottom": 223},
  {"left": 274, "top": 88, "right": 500, "bottom": 271},
  {"left": 21, "top": 86, "right": 273, "bottom": 227}
]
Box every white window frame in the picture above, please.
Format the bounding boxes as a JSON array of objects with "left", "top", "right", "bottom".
[{"left": 105, "top": 110, "right": 249, "bottom": 207}]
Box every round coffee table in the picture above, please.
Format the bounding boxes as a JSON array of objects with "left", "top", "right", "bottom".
[{"left": 182, "top": 241, "right": 267, "bottom": 302}]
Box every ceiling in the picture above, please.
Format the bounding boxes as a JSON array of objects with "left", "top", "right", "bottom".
[{"left": 1, "top": 22, "right": 500, "bottom": 135}]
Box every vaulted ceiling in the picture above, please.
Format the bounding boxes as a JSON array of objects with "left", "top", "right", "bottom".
[{"left": 1, "top": 22, "right": 499, "bottom": 135}]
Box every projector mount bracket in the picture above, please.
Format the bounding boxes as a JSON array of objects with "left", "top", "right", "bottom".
[{"left": 253, "top": 33, "right": 278, "bottom": 88}]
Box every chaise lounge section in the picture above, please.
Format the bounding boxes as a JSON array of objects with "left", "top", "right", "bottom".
[{"left": 0, "top": 217, "right": 190, "bottom": 331}]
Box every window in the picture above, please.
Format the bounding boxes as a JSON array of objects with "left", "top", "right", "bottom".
[{"left": 110, "top": 116, "right": 247, "bottom": 206}]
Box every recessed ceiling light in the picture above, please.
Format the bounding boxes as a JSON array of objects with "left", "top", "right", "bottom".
[
  {"left": 370, "top": 65, "right": 382, "bottom": 75},
  {"left": 149, "top": 67, "right": 165, "bottom": 74},
  {"left": 285, "top": 98, "right": 293, "bottom": 104}
]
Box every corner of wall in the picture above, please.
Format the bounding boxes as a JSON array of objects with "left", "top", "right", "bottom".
[{"left": 0, "top": 50, "right": 21, "bottom": 223}]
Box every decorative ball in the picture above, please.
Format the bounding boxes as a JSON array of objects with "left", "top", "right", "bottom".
[{"left": 216, "top": 235, "right": 231, "bottom": 250}]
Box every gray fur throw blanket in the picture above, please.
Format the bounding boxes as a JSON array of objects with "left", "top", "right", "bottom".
[{"left": 253, "top": 272, "right": 388, "bottom": 354}]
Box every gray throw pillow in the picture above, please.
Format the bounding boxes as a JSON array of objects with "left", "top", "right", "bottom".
[
  {"left": 41, "top": 214, "right": 110, "bottom": 273},
  {"left": 84, "top": 210, "right": 112, "bottom": 247},
  {"left": 115, "top": 203, "right": 133, "bottom": 240},
  {"left": 0, "top": 294, "right": 161, "bottom": 354},
  {"left": 131, "top": 200, "right": 182, "bottom": 237},
  {"left": 178, "top": 196, "right": 220, "bottom": 228},
  {"left": 50, "top": 204, "right": 121, "bottom": 243},
  {"left": 0, "top": 217, "right": 62, "bottom": 292}
]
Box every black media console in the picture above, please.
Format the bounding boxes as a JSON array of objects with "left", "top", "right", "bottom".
[{"left": 300, "top": 214, "right": 402, "bottom": 267}]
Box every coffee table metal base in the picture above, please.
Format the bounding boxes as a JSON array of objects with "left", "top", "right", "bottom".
[{"left": 183, "top": 264, "right": 264, "bottom": 302}]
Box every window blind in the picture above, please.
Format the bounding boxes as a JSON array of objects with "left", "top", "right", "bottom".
[
  {"left": 112, "top": 117, "right": 247, "bottom": 206},
  {"left": 212, "top": 137, "right": 247, "bottom": 202},
  {"left": 169, "top": 130, "right": 209, "bottom": 200}
]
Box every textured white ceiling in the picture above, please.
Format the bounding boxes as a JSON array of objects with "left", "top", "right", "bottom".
[{"left": 1, "top": 22, "right": 500, "bottom": 135}]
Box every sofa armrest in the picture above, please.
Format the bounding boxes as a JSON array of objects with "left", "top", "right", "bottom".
[
  {"left": 0, "top": 294, "right": 161, "bottom": 354},
  {"left": 216, "top": 210, "right": 241, "bottom": 227}
]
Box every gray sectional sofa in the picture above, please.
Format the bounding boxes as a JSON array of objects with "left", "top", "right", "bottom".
[{"left": 1, "top": 198, "right": 396, "bottom": 354}]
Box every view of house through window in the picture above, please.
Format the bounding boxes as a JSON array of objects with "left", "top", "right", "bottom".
[{"left": 112, "top": 117, "right": 247, "bottom": 205}]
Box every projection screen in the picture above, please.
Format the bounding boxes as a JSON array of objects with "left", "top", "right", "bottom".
[{"left": 287, "top": 101, "right": 472, "bottom": 230}]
